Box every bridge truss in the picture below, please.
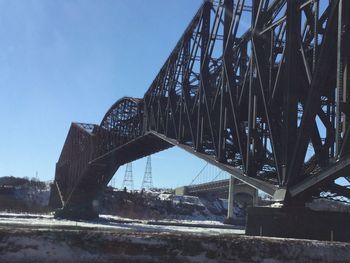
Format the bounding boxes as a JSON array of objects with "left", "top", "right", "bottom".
[{"left": 50, "top": 0, "right": 350, "bottom": 218}]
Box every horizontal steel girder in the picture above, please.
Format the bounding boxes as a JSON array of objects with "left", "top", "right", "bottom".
[{"left": 290, "top": 155, "right": 350, "bottom": 197}]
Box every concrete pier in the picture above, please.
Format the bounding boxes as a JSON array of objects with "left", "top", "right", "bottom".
[
  {"left": 246, "top": 207, "right": 350, "bottom": 242},
  {"left": 227, "top": 176, "right": 235, "bottom": 219}
]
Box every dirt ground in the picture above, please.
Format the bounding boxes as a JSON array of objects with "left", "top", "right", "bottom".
[{"left": 0, "top": 225, "right": 349, "bottom": 263}]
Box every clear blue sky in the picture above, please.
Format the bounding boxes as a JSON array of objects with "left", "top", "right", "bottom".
[
  {"left": 0, "top": 0, "right": 339, "bottom": 192},
  {"left": 0, "top": 0, "right": 214, "bottom": 189}
]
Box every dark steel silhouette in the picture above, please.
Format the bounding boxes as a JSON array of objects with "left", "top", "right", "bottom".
[{"left": 50, "top": 0, "right": 350, "bottom": 219}]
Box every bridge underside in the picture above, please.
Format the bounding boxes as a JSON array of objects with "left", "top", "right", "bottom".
[
  {"left": 50, "top": 0, "right": 350, "bottom": 222},
  {"left": 51, "top": 127, "right": 172, "bottom": 219}
]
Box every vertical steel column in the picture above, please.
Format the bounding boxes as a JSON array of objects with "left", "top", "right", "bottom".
[
  {"left": 345, "top": 0, "right": 350, "bottom": 155},
  {"left": 246, "top": 0, "right": 260, "bottom": 177},
  {"left": 335, "top": 0, "right": 344, "bottom": 157},
  {"left": 178, "top": 38, "right": 190, "bottom": 143},
  {"left": 218, "top": 0, "right": 234, "bottom": 161},
  {"left": 284, "top": 0, "right": 300, "bottom": 186},
  {"left": 336, "top": 0, "right": 350, "bottom": 157},
  {"left": 338, "top": 0, "right": 350, "bottom": 157},
  {"left": 312, "top": 0, "right": 319, "bottom": 73},
  {"left": 196, "top": 2, "right": 211, "bottom": 151}
]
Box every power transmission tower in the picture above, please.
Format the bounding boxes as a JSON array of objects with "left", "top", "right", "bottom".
[
  {"left": 122, "top": 162, "right": 134, "bottom": 191},
  {"left": 141, "top": 156, "right": 153, "bottom": 190}
]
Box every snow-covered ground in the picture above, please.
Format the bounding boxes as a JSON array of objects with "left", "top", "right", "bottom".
[
  {"left": 0, "top": 212, "right": 349, "bottom": 262},
  {"left": 0, "top": 212, "right": 244, "bottom": 235}
]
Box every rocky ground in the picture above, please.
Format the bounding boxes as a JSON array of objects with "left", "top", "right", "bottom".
[{"left": 0, "top": 218, "right": 349, "bottom": 263}]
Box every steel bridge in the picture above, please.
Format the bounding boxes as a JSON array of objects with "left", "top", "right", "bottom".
[
  {"left": 175, "top": 179, "right": 258, "bottom": 202},
  {"left": 49, "top": 0, "right": 350, "bottom": 221}
]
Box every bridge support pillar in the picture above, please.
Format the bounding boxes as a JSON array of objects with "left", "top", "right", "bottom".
[
  {"left": 54, "top": 203, "right": 99, "bottom": 221},
  {"left": 226, "top": 176, "right": 235, "bottom": 220},
  {"left": 246, "top": 207, "right": 350, "bottom": 242}
]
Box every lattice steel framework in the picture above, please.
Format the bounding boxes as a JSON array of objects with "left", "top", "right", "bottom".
[
  {"left": 122, "top": 162, "right": 134, "bottom": 190},
  {"left": 141, "top": 156, "right": 153, "bottom": 190},
  {"left": 143, "top": 0, "right": 350, "bottom": 204},
  {"left": 50, "top": 0, "right": 350, "bottom": 216}
]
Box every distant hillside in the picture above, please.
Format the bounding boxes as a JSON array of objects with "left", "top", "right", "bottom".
[
  {"left": 0, "top": 176, "right": 47, "bottom": 188},
  {"left": 100, "top": 187, "right": 246, "bottom": 222},
  {"left": 0, "top": 176, "right": 50, "bottom": 213}
]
